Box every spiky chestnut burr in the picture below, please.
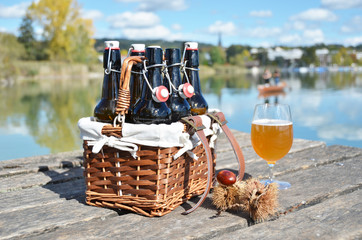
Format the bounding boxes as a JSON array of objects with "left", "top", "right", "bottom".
[{"left": 212, "top": 173, "right": 279, "bottom": 222}]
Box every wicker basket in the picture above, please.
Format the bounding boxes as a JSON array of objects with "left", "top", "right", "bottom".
[
  {"left": 82, "top": 56, "right": 217, "bottom": 217},
  {"left": 83, "top": 136, "right": 214, "bottom": 217}
]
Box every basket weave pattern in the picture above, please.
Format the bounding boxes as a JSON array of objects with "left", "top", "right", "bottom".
[{"left": 83, "top": 137, "right": 215, "bottom": 217}]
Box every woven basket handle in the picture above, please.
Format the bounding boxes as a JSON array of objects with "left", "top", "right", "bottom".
[
  {"left": 115, "top": 56, "right": 146, "bottom": 116},
  {"left": 207, "top": 111, "right": 245, "bottom": 181}
]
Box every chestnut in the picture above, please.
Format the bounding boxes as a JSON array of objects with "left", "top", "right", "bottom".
[{"left": 216, "top": 170, "right": 236, "bottom": 186}]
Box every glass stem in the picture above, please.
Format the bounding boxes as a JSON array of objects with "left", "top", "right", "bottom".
[{"left": 268, "top": 163, "right": 275, "bottom": 182}]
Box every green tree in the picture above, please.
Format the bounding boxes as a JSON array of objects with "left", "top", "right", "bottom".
[
  {"left": 300, "top": 46, "right": 318, "bottom": 66},
  {"left": 18, "top": 14, "right": 49, "bottom": 60},
  {"left": 28, "top": 0, "right": 97, "bottom": 62},
  {"left": 0, "top": 32, "right": 25, "bottom": 80},
  {"left": 229, "top": 49, "right": 251, "bottom": 66},
  {"left": 209, "top": 46, "right": 226, "bottom": 65},
  {"left": 226, "top": 45, "right": 251, "bottom": 63},
  {"left": 332, "top": 47, "right": 354, "bottom": 66},
  {"left": 18, "top": 14, "right": 36, "bottom": 60}
]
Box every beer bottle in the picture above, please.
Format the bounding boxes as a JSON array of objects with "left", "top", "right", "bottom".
[
  {"left": 125, "top": 44, "right": 145, "bottom": 123},
  {"left": 94, "top": 41, "right": 121, "bottom": 123},
  {"left": 133, "top": 46, "right": 171, "bottom": 124},
  {"left": 182, "top": 42, "right": 208, "bottom": 115},
  {"left": 164, "top": 48, "right": 191, "bottom": 122}
]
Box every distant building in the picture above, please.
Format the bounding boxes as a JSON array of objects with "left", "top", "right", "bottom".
[
  {"left": 315, "top": 48, "right": 330, "bottom": 66},
  {"left": 218, "top": 32, "right": 222, "bottom": 47},
  {"left": 267, "top": 47, "right": 303, "bottom": 61}
]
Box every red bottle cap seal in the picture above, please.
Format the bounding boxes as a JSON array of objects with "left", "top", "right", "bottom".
[
  {"left": 153, "top": 86, "right": 169, "bottom": 102},
  {"left": 178, "top": 83, "right": 194, "bottom": 99}
]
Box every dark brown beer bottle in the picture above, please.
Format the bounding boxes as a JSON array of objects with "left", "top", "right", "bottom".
[
  {"left": 133, "top": 46, "right": 171, "bottom": 124},
  {"left": 182, "top": 42, "right": 208, "bottom": 115},
  {"left": 94, "top": 41, "right": 121, "bottom": 123},
  {"left": 125, "top": 44, "right": 145, "bottom": 123},
  {"left": 164, "top": 48, "right": 191, "bottom": 122}
]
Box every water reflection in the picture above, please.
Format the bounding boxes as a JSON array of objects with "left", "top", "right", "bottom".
[
  {"left": 0, "top": 79, "right": 100, "bottom": 158},
  {"left": 0, "top": 70, "right": 361, "bottom": 160}
]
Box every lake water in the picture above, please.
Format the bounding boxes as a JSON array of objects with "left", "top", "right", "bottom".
[{"left": 0, "top": 70, "right": 361, "bottom": 161}]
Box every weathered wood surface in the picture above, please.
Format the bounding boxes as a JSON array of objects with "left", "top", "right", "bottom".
[{"left": 0, "top": 132, "right": 361, "bottom": 240}]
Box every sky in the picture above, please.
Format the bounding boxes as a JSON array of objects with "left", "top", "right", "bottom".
[{"left": 0, "top": 0, "right": 362, "bottom": 48}]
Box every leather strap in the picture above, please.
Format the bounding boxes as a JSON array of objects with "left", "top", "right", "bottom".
[
  {"left": 207, "top": 112, "right": 245, "bottom": 181},
  {"left": 181, "top": 116, "right": 214, "bottom": 215},
  {"left": 180, "top": 112, "right": 246, "bottom": 215}
]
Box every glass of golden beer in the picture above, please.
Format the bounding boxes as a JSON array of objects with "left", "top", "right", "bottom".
[{"left": 251, "top": 103, "right": 293, "bottom": 189}]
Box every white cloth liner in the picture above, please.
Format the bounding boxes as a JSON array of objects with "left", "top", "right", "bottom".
[{"left": 78, "top": 113, "right": 222, "bottom": 160}]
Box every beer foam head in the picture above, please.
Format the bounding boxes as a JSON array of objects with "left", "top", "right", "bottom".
[{"left": 252, "top": 119, "right": 292, "bottom": 126}]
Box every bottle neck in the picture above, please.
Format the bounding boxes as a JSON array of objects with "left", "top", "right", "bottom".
[
  {"left": 186, "top": 70, "right": 202, "bottom": 93},
  {"left": 184, "top": 49, "right": 199, "bottom": 67},
  {"left": 141, "top": 67, "right": 163, "bottom": 100},
  {"left": 184, "top": 49, "right": 201, "bottom": 93},
  {"left": 168, "top": 66, "right": 182, "bottom": 87},
  {"left": 101, "top": 71, "right": 119, "bottom": 99},
  {"left": 103, "top": 48, "right": 121, "bottom": 70},
  {"left": 130, "top": 51, "right": 144, "bottom": 70}
]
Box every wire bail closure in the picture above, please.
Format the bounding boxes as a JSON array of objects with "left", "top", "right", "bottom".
[
  {"left": 141, "top": 60, "right": 169, "bottom": 103},
  {"left": 163, "top": 60, "right": 194, "bottom": 99},
  {"left": 113, "top": 113, "right": 125, "bottom": 127},
  {"left": 105, "top": 47, "right": 122, "bottom": 74}
]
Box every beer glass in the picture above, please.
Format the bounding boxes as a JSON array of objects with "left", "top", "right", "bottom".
[{"left": 251, "top": 103, "right": 293, "bottom": 189}]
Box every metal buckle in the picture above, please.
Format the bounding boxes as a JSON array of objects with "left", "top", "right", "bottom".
[
  {"left": 207, "top": 112, "right": 228, "bottom": 126},
  {"left": 181, "top": 117, "right": 206, "bottom": 131}
]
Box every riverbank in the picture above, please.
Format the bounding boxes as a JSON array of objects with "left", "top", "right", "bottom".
[{"left": 1, "top": 60, "right": 250, "bottom": 87}]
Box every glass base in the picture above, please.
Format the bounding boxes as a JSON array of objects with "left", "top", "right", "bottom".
[{"left": 260, "top": 179, "right": 291, "bottom": 190}]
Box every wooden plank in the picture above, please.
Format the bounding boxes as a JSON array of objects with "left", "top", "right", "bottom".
[
  {"left": 0, "top": 150, "right": 83, "bottom": 177},
  {"left": 0, "top": 200, "right": 118, "bottom": 239},
  {"left": 0, "top": 167, "right": 84, "bottom": 192},
  {"left": 214, "top": 189, "right": 362, "bottom": 240},
  {"left": 0, "top": 179, "right": 85, "bottom": 214},
  {"left": 216, "top": 145, "right": 361, "bottom": 180},
  {"left": 8, "top": 146, "right": 360, "bottom": 240}
]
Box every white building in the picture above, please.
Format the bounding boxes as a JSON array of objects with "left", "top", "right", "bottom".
[{"left": 267, "top": 47, "right": 303, "bottom": 61}]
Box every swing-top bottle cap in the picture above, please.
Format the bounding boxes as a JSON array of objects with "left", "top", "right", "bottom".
[
  {"left": 104, "top": 41, "right": 119, "bottom": 49},
  {"left": 185, "top": 42, "right": 198, "bottom": 50},
  {"left": 179, "top": 83, "right": 194, "bottom": 99},
  {"left": 153, "top": 86, "right": 169, "bottom": 102},
  {"left": 131, "top": 44, "right": 145, "bottom": 52},
  {"left": 147, "top": 45, "right": 162, "bottom": 49}
]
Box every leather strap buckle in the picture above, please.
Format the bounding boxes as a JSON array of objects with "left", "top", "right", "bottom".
[
  {"left": 207, "top": 112, "right": 228, "bottom": 126},
  {"left": 181, "top": 116, "right": 206, "bottom": 131}
]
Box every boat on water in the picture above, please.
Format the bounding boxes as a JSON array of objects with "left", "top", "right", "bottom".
[
  {"left": 258, "top": 90, "right": 286, "bottom": 99},
  {"left": 257, "top": 81, "right": 287, "bottom": 93}
]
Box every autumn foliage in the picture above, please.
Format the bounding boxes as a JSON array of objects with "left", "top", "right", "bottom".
[{"left": 27, "top": 0, "right": 97, "bottom": 62}]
